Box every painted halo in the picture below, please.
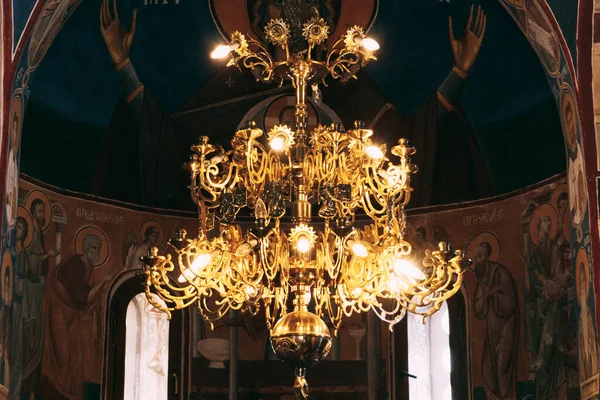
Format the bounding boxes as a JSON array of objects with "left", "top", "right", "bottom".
[
  {"left": 24, "top": 190, "right": 52, "bottom": 232},
  {"left": 550, "top": 182, "right": 570, "bottom": 243},
  {"left": 208, "top": 0, "right": 379, "bottom": 47},
  {"left": 529, "top": 203, "right": 558, "bottom": 247},
  {"left": 9, "top": 95, "right": 23, "bottom": 149},
  {"left": 465, "top": 230, "right": 502, "bottom": 263},
  {"left": 263, "top": 95, "right": 319, "bottom": 133},
  {"left": 16, "top": 205, "right": 34, "bottom": 249},
  {"left": 74, "top": 225, "right": 110, "bottom": 268},
  {"left": 561, "top": 85, "right": 579, "bottom": 153},
  {"left": 5, "top": 95, "right": 24, "bottom": 229},
  {"left": 575, "top": 166, "right": 588, "bottom": 227},
  {"left": 139, "top": 220, "right": 166, "bottom": 247},
  {"left": 521, "top": 1, "right": 561, "bottom": 77},
  {"left": 550, "top": 182, "right": 568, "bottom": 208},
  {"left": 410, "top": 223, "right": 432, "bottom": 242},
  {"left": 1, "top": 250, "right": 12, "bottom": 307},
  {"left": 575, "top": 247, "right": 590, "bottom": 304}
]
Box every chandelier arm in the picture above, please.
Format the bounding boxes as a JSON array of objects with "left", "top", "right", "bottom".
[
  {"left": 188, "top": 182, "right": 201, "bottom": 207},
  {"left": 330, "top": 236, "right": 347, "bottom": 278},
  {"left": 193, "top": 168, "right": 239, "bottom": 209},
  {"left": 230, "top": 33, "right": 281, "bottom": 83},
  {"left": 371, "top": 304, "right": 406, "bottom": 331},
  {"left": 146, "top": 269, "right": 201, "bottom": 316},
  {"left": 325, "top": 32, "right": 366, "bottom": 80},
  {"left": 200, "top": 162, "right": 241, "bottom": 194},
  {"left": 302, "top": 153, "right": 316, "bottom": 187},
  {"left": 337, "top": 152, "right": 363, "bottom": 186},
  {"left": 397, "top": 268, "right": 463, "bottom": 316},
  {"left": 363, "top": 163, "right": 394, "bottom": 193},
  {"left": 314, "top": 150, "right": 335, "bottom": 183},
  {"left": 149, "top": 257, "right": 203, "bottom": 298},
  {"left": 199, "top": 293, "right": 231, "bottom": 323},
  {"left": 328, "top": 293, "right": 344, "bottom": 334},
  {"left": 268, "top": 152, "right": 288, "bottom": 184},
  {"left": 259, "top": 234, "right": 281, "bottom": 282},
  {"left": 359, "top": 192, "right": 388, "bottom": 225},
  {"left": 143, "top": 281, "right": 172, "bottom": 319},
  {"left": 246, "top": 140, "right": 270, "bottom": 193}
]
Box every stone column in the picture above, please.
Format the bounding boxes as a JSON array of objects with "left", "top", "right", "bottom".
[
  {"left": 229, "top": 310, "right": 239, "bottom": 400},
  {"left": 367, "top": 311, "right": 381, "bottom": 400}
]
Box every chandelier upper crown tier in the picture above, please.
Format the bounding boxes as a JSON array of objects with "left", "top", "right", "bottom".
[{"left": 210, "top": 17, "right": 379, "bottom": 85}]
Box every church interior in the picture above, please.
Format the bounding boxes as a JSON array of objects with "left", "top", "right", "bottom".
[{"left": 0, "top": 0, "right": 599, "bottom": 399}]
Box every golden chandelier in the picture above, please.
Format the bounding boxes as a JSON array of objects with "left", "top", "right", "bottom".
[{"left": 142, "top": 16, "right": 466, "bottom": 398}]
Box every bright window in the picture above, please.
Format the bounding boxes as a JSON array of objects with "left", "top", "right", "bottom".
[
  {"left": 124, "top": 293, "right": 170, "bottom": 400},
  {"left": 408, "top": 301, "right": 452, "bottom": 400}
]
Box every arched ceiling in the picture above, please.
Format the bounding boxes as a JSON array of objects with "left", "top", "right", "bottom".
[{"left": 19, "top": 0, "right": 568, "bottom": 209}]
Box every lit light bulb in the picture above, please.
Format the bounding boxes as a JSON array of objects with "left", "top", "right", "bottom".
[
  {"left": 255, "top": 198, "right": 268, "bottom": 220},
  {"left": 235, "top": 243, "right": 253, "bottom": 257},
  {"left": 361, "top": 38, "right": 380, "bottom": 51},
  {"left": 178, "top": 268, "right": 196, "bottom": 283},
  {"left": 270, "top": 135, "right": 285, "bottom": 151},
  {"left": 211, "top": 45, "right": 232, "bottom": 59},
  {"left": 365, "top": 145, "right": 383, "bottom": 159},
  {"left": 387, "top": 276, "right": 409, "bottom": 293},
  {"left": 245, "top": 285, "right": 257, "bottom": 298},
  {"left": 191, "top": 253, "right": 211, "bottom": 275},
  {"left": 351, "top": 287, "right": 363, "bottom": 298},
  {"left": 297, "top": 236, "right": 311, "bottom": 253},
  {"left": 210, "top": 42, "right": 240, "bottom": 59},
  {"left": 353, "top": 36, "right": 380, "bottom": 51},
  {"left": 352, "top": 242, "right": 369, "bottom": 258},
  {"left": 301, "top": 290, "right": 312, "bottom": 304},
  {"left": 378, "top": 170, "right": 400, "bottom": 186},
  {"left": 392, "top": 258, "right": 425, "bottom": 283}
]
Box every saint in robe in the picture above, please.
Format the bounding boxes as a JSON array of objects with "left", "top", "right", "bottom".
[
  {"left": 524, "top": 215, "right": 575, "bottom": 400},
  {"left": 41, "top": 235, "right": 110, "bottom": 399},
  {"left": 473, "top": 242, "right": 519, "bottom": 400}
]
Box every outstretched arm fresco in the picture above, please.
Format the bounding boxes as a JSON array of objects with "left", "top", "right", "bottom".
[{"left": 437, "top": 5, "right": 486, "bottom": 113}]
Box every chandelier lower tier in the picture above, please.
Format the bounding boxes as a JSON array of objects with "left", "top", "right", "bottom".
[{"left": 141, "top": 16, "right": 467, "bottom": 399}]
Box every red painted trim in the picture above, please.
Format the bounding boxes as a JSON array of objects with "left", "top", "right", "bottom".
[
  {"left": 575, "top": 0, "right": 600, "bottom": 345},
  {"left": 21, "top": 173, "right": 565, "bottom": 221},
  {"left": 537, "top": 0, "right": 578, "bottom": 89},
  {"left": 578, "top": 0, "right": 595, "bottom": 173},
  {"left": 0, "top": 0, "right": 14, "bottom": 215},
  {"left": 11, "top": 0, "right": 46, "bottom": 64},
  {"left": 20, "top": 174, "right": 198, "bottom": 218}
]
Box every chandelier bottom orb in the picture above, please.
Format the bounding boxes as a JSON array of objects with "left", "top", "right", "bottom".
[
  {"left": 270, "top": 310, "right": 332, "bottom": 368},
  {"left": 270, "top": 310, "right": 332, "bottom": 399}
]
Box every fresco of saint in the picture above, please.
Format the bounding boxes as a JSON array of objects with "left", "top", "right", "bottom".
[
  {"left": 41, "top": 232, "right": 113, "bottom": 398},
  {"left": 472, "top": 240, "right": 519, "bottom": 400},
  {"left": 524, "top": 207, "right": 576, "bottom": 400}
]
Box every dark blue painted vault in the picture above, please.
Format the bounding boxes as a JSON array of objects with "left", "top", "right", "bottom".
[{"left": 21, "top": 0, "right": 566, "bottom": 208}]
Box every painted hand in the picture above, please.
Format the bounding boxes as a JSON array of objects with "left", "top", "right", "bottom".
[
  {"left": 449, "top": 5, "right": 486, "bottom": 74},
  {"left": 100, "top": 0, "right": 137, "bottom": 66}
]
